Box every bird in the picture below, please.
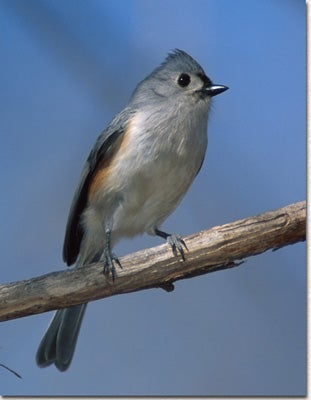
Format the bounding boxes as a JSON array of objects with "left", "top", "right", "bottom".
[{"left": 36, "top": 49, "right": 228, "bottom": 371}]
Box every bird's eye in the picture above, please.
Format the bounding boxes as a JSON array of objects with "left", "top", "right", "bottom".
[{"left": 177, "top": 73, "right": 191, "bottom": 87}]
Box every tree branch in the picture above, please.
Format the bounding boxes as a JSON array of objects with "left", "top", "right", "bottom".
[{"left": 0, "top": 201, "right": 305, "bottom": 322}]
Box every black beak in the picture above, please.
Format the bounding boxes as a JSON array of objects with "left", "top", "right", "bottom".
[{"left": 205, "top": 85, "right": 228, "bottom": 97}]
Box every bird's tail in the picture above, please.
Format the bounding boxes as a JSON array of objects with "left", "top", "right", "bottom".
[{"left": 36, "top": 303, "right": 87, "bottom": 372}]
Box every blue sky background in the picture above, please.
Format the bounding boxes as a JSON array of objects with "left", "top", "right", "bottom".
[{"left": 0, "top": 0, "right": 306, "bottom": 396}]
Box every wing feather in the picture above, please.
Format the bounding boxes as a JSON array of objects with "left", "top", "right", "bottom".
[{"left": 62, "top": 108, "right": 134, "bottom": 265}]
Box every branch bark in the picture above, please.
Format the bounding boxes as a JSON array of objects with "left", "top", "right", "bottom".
[{"left": 0, "top": 201, "right": 305, "bottom": 322}]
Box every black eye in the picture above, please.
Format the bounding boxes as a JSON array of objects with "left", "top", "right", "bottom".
[{"left": 177, "top": 73, "right": 191, "bottom": 87}]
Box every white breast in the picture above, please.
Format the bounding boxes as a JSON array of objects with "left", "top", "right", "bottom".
[
  {"left": 103, "top": 107, "right": 208, "bottom": 239},
  {"left": 79, "top": 104, "right": 209, "bottom": 264}
]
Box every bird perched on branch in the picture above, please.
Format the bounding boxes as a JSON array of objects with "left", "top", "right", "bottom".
[{"left": 36, "top": 49, "right": 228, "bottom": 371}]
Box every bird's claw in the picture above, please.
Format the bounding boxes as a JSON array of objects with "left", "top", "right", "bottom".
[
  {"left": 155, "top": 229, "right": 188, "bottom": 261},
  {"left": 102, "top": 250, "right": 122, "bottom": 280},
  {"left": 167, "top": 234, "right": 188, "bottom": 261}
]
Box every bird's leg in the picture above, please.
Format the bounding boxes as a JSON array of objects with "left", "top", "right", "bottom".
[
  {"left": 155, "top": 228, "right": 188, "bottom": 261},
  {"left": 102, "top": 228, "right": 122, "bottom": 280}
]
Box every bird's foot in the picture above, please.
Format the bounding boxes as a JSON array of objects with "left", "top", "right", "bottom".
[
  {"left": 155, "top": 229, "right": 188, "bottom": 261},
  {"left": 102, "top": 249, "right": 122, "bottom": 280},
  {"left": 167, "top": 233, "right": 188, "bottom": 260}
]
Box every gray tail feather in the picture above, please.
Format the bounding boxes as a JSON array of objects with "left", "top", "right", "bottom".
[{"left": 36, "top": 303, "right": 87, "bottom": 372}]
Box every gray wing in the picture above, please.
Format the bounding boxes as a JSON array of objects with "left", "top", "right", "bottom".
[{"left": 62, "top": 108, "right": 134, "bottom": 266}]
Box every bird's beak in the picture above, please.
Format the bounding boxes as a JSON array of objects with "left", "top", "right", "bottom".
[{"left": 205, "top": 85, "right": 229, "bottom": 97}]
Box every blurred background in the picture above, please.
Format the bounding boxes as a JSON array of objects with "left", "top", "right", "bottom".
[{"left": 0, "top": 0, "right": 306, "bottom": 396}]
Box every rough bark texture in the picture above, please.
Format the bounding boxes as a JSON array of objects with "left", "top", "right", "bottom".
[{"left": 0, "top": 201, "right": 305, "bottom": 322}]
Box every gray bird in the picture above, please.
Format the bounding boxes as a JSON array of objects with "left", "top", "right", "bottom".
[{"left": 36, "top": 49, "right": 228, "bottom": 371}]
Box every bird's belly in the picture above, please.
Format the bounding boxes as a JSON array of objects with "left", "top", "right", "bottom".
[
  {"left": 90, "top": 111, "right": 207, "bottom": 241},
  {"left": 111, "top": 148, "right": 203, "bottom": 238}
]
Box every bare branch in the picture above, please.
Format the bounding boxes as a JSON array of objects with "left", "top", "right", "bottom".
[
  {"left": 0, "top": 201, "right": 305, "bottom": 322},
  {"left": 0, "top": 363, "right": 22, "bottom": 379}
]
